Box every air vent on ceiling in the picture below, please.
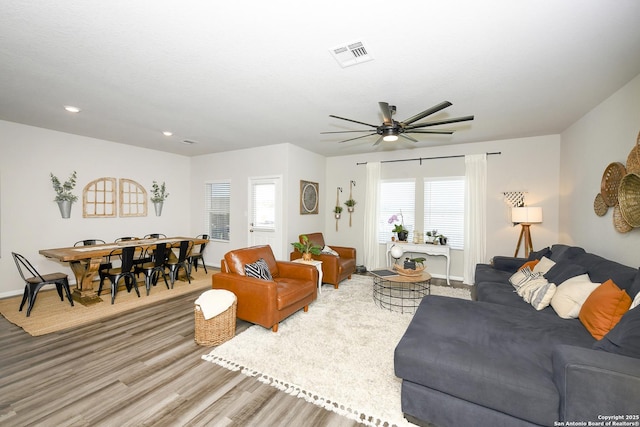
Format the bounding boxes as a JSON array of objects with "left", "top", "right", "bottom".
[
  {"left": 182, "top": 139, "right": 197, "bottom": 145},
  {"left": 329, "top": 40, "right": 373, "bottom": 68}
]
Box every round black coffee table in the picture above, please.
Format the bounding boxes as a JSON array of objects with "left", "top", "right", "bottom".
[{"left": 372, "top": 271, "right": 431, "bottom": 314}]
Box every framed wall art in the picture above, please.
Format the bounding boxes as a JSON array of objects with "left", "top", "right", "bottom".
[{"left": 300, "top": 180, "right": 319, "bottom": 214}]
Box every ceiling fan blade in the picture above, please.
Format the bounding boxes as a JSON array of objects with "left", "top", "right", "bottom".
[
  {"left": 379, "top": 102, "right": 393, "bottom": 125},
  {"left": 321, "top": 130, "right": 376, "bottom": 134},
  {"left": 401, "top": 101, "right": 452, "bottom": 125},
  {"left": 329, "top": 115, "right": 378, "bottom": 128},
  {"left": 405, "top": 115, "right": 475, "bottom": 130},
  {"left": 407, "top": 129, "right": 455, "bottom": 135},
  {"left": 338, "top": 133, "right": 378, "bottom": 143},
  {"left": 399, "top": 134, "right": 418, "bottom": 143},
  {"left": 373, "top": 136, "right": 384, "bottom": 146}
]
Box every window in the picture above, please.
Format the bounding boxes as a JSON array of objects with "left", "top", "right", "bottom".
[
  {"left": 378, "top": 179, "right": 415, "bottom": 243},
  {"left": 251, "top": 181, "right": 276, "bottom": 230},
  {"left": 205, "top": 181, "right": 230, "bottom": 241},
  {"left": 423, "top": 177, "right": 465, "bottom": 249}
]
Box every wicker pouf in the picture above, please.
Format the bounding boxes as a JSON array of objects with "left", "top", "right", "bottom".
[{"left": 194, "top": 290, "right": 237, "bottom": 346}]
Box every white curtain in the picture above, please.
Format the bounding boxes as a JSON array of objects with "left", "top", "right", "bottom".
[
  {"left": 463, "top": 154, "right": 487, "bottom": 284},
  {"left": 363, "top": 162, "right": 381, "bottom": 270}
]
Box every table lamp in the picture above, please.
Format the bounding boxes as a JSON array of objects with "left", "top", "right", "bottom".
[{"left": 512, "top": 206, "right": 543, "bottom": 257}]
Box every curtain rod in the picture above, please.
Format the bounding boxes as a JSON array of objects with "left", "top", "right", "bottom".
[{"left": 356, "top": 151, "right": 501, "bottom": 166}]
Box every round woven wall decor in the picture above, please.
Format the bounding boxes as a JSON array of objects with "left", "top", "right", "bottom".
[
  {"left": 593, "top": 193, "right": 608, "bottom": 217},
  {"left": 600, "top": 162, "right": 627, "bottom": 207},
  {"left": 613, "top": 204, "right": 633, "bottom": 233},
  {"left": 626, "top": 131, "right": 640, "bottom": 174},
  {"left": 618, "top": 172, "right": 640, "bottom": 228}
]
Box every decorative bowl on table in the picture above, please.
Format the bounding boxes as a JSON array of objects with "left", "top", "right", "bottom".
[{"left": 393, "top": 264, "right": 426, "bottom": 276}]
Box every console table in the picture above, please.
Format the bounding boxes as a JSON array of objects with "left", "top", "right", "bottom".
[{"left": 386, "top": 242, "right": 451, "bottom": 285}]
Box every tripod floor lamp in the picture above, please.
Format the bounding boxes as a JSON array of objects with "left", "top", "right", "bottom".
[{"left": 512, "top": 206, "right": 543, "bottom": 257}]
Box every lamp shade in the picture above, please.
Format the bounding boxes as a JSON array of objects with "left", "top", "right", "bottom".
[{"left": 511, "top": 206, "right": 543, "bottom": 224}]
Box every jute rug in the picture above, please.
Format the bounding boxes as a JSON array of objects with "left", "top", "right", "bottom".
[
  {"left": 0, "top": 269, "right": 213, "bottom": 336},
  {"left": 202, "top": 275, "right": 471, "bottom": 427}
]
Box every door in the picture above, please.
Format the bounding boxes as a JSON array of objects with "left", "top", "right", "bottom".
[{"left": 248, "top": 176, "right": 284, "bottom": 258}]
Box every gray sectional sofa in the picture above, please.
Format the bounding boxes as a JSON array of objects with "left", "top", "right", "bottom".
[{"left": 394, "top": 244, "right": 640, "bottom": 427}]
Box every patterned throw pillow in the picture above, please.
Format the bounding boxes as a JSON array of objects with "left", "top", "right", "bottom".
[
  {"left": 244, "top": 258, "right": 273, "bottom": 281},
  {"left": 321, "top": 245, "right": 340, "bottom": 257},
  {"left": 509, "top": 266, "right": 543, "bottom": 290},
  {"left": 517, "top": 276, "right": 556, "bottom": 310}
]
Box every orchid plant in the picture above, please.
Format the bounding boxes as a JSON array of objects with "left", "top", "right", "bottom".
[{"left": 388, "top": 211, "right": 406, "bottom": 233}]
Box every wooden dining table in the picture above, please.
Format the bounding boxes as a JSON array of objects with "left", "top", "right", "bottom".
[{"left": 39, "top": 236, "right": 209, "bottom": 304}]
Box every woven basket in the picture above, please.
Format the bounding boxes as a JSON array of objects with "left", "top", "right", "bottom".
[
  {"left": 626, "top": 131, "right": 640, "bottom": 173},
  {"left": 194, "top": 300, "right": 237, "bottom": 346},
  {"left": 593, "top": 193, "right": 608, "bottom": 217},
  {"left": 613, "top": 205, "right": 633, "bottom": 233},
  {"left": 600, "top": 162, "right": 627, "bottom": 207},
  {"left": 618, "top": 172, "right": 640, "bottom": 228}
]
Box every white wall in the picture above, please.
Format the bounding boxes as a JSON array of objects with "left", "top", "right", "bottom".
[
  {"left": 324, "top": 136, "right": 561, "bottom": 280},
  {"left": 190, "top": 143, "right": 325, "bottom": 267},
  {"left": 560, "top": 73, "right": 640, "bottom": 267},
  {"left": 0, "top": 121, "right": 191, "bottom": 297}
]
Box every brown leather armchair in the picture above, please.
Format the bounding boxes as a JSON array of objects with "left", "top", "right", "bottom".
[
  {"left": 212, "top": 245, "right": 318, "bottom": 332},
  {"left": 289, "top": 232, "right": 356, "bottom": 289}
]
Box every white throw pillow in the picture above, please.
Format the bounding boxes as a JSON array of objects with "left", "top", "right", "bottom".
[
  {"left": 517, "top": 277, "right": 556, "bottom": 310},
  {"left": 631, "top": 291, "right": 640, "bottom": 310},
  {"left": 532, "top": 256, "right": 556, "bottom": 274},
  {"left": 550, "top": 274, "right": 601, "bottom": 319},
  {"left": 321, "top": 245, "right": 339, "bottom": 257}
]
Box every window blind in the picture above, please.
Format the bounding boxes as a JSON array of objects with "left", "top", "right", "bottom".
[
  {"left": 378, "top": 179, "right": 416, "bottom": 243},
  {"left": 205, "top": 181, "right": 230, "bottom": 241},
  {"left": 424, "top": 177, "right": 465, "bottom": 249}
]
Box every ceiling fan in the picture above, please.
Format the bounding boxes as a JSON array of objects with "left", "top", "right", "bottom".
[{"left": 321, "top": 101, "right": 474, "bottom": 145}]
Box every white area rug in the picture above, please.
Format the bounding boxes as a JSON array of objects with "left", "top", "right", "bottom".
[{"left": 202, "top": 275, "right": 470, "bottom": 427}]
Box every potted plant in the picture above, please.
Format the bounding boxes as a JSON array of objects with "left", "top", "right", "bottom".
[
  {"left": 389, "top": 211, "right": 408, "bottom": 241},
  {"left": 150, "top": 181, "right": 169, "bottom": 216},
  {"left": 333, "top": 205, "right": 343, "bottom": 219},
  {"left": 291, "top": 235, "right": 322, "bottom": 261},
  {"left": 344, "top": 198, "right": 357, "bottom": 213},
  {"left": 50, "top": 171, "right": 78, "bottom": 218}
]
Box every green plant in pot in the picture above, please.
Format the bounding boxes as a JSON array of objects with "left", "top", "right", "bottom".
[
  {"left": 50, "top": 171, "right": 78, "bottom": 218},
  {"left": 344, "top": 198, "right": 357, "bottom": 212},
  {"left": 333, "top": 205, "right": 343, "bottom": 218},
  {"left": 291, "top": 235, "right": 322, "bottom": 261},
  {"left": 389, "top": 211, "right": 408, "bottom": 241},
  {"left": 150, "top": 181, "right": 169, "bottom": 216}
]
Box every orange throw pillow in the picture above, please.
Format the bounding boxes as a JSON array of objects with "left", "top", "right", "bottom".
[
  {"left": 579, "top": 279, "right": 632, "bottom": 339},
  {"left": 519, "top": 259, "right": 539, "bottom": 271}
]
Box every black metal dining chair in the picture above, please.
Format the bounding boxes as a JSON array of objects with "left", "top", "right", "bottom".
[
  {"left": 12, "top": 252, "right": 74, "bottom": 317},
  {"left": 135, "top": 242, "right": 171, "bottom": 295},
  {"left": 188, "top": 234, "right": 209, "bottom": 274},
  {"left": 166, "top": 240, "right": 193, "bottom": 287},
  {"left": 98, "top": 246, "right": 140, "bottom": 304}
]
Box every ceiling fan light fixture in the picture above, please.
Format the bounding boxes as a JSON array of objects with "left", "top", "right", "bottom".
[{"left": 383, "top": 134, "right": 398, "bottom": 142}]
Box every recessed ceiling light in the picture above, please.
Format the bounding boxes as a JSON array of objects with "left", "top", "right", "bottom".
[
  {"left": 162, "top": 131, "right": 173, "bottom": 136},
  {"left": 64, "top": 105, "right": 81, "bottom": 113}
]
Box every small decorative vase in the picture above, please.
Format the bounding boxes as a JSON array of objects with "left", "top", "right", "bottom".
[
  {"left": 153, "top": 201, "right": 164, "bottom": 216},
  {"left": 397, "top": 230, "right": 409, "bottom": 242},
  {"left": 57, "top": 200, "right": 72, "bottom": 219},
  {"left": 302, "top": 252, "right": 313, "bottom": 261},
  {"left": 347, "top": 206, "right": 355, "bottom": 213}
]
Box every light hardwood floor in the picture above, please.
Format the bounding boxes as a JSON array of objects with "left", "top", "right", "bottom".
[
  {"left": 1, "top": 275, "right": 466, "bottom": 427},
  {"left": 0, "top": 287, "right": 360, "bottom": 427}
]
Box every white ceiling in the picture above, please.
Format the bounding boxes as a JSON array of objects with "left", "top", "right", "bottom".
[{"left": 1, "top": 1, "right": 640, "bottom": 158}]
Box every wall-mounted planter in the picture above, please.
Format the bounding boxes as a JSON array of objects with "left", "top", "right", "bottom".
[
  {"left": 153, "top": 201, "right": 164, "bottom": 216},
  {"left": 57, "top": 200, "right": 72, "bottom": 219}
]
